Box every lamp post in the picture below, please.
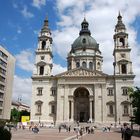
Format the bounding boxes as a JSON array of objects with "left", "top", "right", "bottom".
[{"left": 39, "top": 117, "right": 40, "bottom": 124}]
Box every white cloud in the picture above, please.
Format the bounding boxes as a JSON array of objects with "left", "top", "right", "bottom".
[
  {"left": 21, "top": 6, "right": 34, "bottom": 18},
  {"left": 53, "top": 0, "right": 140, "bottom": 86},
  {"left": 12, "top": 75, "right": 32, "bottom": 106},
  {"left": 13, "top": 3, "right": 18, "bottom": 9},
  {"left": 52, "top": 63, "right": 67, "bottom": 75},
  {"left": 17, "top": 27, "right": 22, "bottom": 34},
  {"left": 15, "top": 50, "right": 34, "bottom": 72},
  {"left": 32, "top": 0, "right": 46, "bottom": 9}
]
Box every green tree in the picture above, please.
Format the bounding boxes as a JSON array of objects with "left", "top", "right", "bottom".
[
  {"left": 129, "top": 87, "right": 140, "bottom": 125},
  {"left": 10, "top": 108, "right": 20, "bottom": 122}
]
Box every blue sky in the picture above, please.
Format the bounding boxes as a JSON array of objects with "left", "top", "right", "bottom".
[{"left": 0, "top": 0, "right": 140, "bottom": 105}]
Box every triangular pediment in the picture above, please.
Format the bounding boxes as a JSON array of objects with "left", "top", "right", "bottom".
[{"left": 55, "top": 67, "right": 107, "bottom": 77}]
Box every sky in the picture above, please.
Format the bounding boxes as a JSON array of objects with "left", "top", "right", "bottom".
[{"left": 0, "top": 0, "right": 140, "bottom": 106}]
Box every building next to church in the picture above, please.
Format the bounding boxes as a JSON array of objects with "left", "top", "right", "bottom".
[
  {"left": 31, "top": 13, "right": 135, "bottom": 125},
  {"left": 0, "top": 45, "right": 15, "bottom": 120}
]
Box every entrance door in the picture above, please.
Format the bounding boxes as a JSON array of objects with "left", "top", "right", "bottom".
[
  {"left": 80, "top": 112, "right": 85, "bottom": 122},
  {"left": 74, "top": 87, "right": 89, "bottom": 122}
]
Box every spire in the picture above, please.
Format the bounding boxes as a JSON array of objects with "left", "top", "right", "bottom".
[
  {"left": 79, "top": 18, "right": 91, "bottom": 36},
  {"left": 115, "top": 12, "right": 126, "bottom": 31},
  {"left": 41, "top": 16, "right": 50, "bottom": 33}
]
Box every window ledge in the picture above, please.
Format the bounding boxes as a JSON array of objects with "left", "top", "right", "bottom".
[
  {"left": 122, "top": 114, "right": 129, "bottom": 116},
  {"left": 107, "top": 114, "right": 114, "bottom": 117},
  {"left": 37, "top": 94, "right": 43, "bottom": 96},
  {"left": 35, "top": 113, "right": 42, "bottom": 116}
]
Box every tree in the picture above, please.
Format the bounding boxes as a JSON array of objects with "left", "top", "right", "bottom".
[
  {"left": 129, "top": 87, "right": 140, "bottom": 125},
  {"left": 10, "top": 108, "right": 20, "bottom": 123}
]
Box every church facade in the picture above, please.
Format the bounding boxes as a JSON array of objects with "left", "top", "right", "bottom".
[{"left": 31, "top": 13, "right": 135, "bottom": 125}]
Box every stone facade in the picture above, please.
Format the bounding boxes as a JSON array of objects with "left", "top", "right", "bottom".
[{"left": 31, "top": 13, "right": 135, "bottom": 125}]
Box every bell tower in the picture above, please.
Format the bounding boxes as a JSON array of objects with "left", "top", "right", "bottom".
[
  {"left": 33, "top": 17, "right": 53, "bottom": 76},
  {"left": 113, "top": 12, "right": 133, "bottom": 75}
]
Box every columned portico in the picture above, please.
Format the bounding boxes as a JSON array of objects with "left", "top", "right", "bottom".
[{"left": 69, "top": 87, "right": 94, "bottom": 122}]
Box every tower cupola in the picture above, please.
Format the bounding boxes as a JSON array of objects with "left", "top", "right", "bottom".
[
  {"left": 115, "top": 12, "right": 126, "bottom": 32},
  {"left": 79, "top": 18, "right": 91, "bottom": 36}
]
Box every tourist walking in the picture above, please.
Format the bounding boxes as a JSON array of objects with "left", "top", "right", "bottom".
[
  {"left": 121, "top": 123, "right": 133, "bottom": 140},
  {"left": 58, "top": 125, "right": 61, "bottom": 133}
]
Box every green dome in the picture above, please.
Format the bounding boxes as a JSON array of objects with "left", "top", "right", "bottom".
[{"left": 72, "top": 35, "right": 98, "bottom": 49}]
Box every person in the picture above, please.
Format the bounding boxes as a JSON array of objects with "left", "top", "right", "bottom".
[
  {"left": 122, "top": 123, "right": 133, "bottom": 140},
  {"left": 68, "top": 125, "right": 71, "bottom": 132},
  {"left": 58, "top": 125, "right": 61, "bottom": 133},
  {"left": 0, "top": 126, "right": 12, "bottom": 140},
  {"left": 32, "top": 125, "right": 39, "bottom": 133}
]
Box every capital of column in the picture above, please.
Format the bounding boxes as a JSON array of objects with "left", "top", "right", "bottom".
[
  {"left": 89, "top": 95, "right": 94, "bottom": 102},
  {"left": 68, "top": 95, "right": 74, "bottom": 101}
]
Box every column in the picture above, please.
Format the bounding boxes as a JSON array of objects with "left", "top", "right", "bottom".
[
  {"left": 89, "top": 100, "right": 92, "bottom": 122},
  {"left": 71, "top": 100, "right": 74, "bottom": 121},
  {"left": 89, "top": 96, "right": 93, "bottom": 122}
]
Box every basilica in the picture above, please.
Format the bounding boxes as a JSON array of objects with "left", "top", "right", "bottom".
[{"left": 31, "top": 13, "right": 135, "bottom": 125}]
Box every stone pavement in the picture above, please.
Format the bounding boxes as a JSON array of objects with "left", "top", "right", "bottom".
[
  {"left": 78, "top": 131, "right": 140, "bottom": 140},
  {"left": 11, "top": 128, "right": 76, "bottom": 140},
  {"left": 11, "top": 128, "right": 140, "bottom": 140}
]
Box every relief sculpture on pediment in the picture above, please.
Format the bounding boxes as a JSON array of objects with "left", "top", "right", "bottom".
[{"left": 63, "top": 69, "right": 96, "bottom": 76}]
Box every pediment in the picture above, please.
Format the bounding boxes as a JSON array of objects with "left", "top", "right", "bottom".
[
  {"left": 55, "top": 67, "right": 107, "bottom": 77},
  {"left": 36, "top": 61, "right": 46, "bottom": 66}
]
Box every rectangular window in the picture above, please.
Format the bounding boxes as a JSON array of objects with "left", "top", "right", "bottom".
[
  {"left": 51, "top": 87, "right": 56, "bottom": 96},
  {"left": 0, "top": 51, "right": 8, "bottom": 60},
  {"left": 0, "top": 84, "right": 4, "bottom": 91},
  {"left": 107, "top": 88, "right": 113, "bottom": 96},
  {"left": 37, "top": 87, "right": 43, "bottom": 95},
  {"left": 0, "top": 109, "right": 2, "bottom": 115},
  {"left": 0, "top": 59, "right": 7, "bottom": 68},
  {"left": 122, "top": 87, "right": 128, "bottom": 95},
  {"left": 0, "top": 67, "right": 6, "bottom": 75},
  {"left": 0, "top": 92, "right": 3, "bottom": 98},
  {"left": 0, "top": 101, "right": 3, "bottom": 107},
  {"left": 0, "top": 75, "right": 5, "bottom": 82}
]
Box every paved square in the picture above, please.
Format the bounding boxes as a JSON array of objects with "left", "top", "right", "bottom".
[{"left": 11, "top": 128, "right": 140, "bottom": 140}]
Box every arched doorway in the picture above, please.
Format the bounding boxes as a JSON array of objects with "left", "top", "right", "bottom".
[{"left": 74, "top": 87, "right": 89, "bottom": 122}]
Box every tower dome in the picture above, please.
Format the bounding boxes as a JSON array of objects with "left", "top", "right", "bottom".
[{"left": 72, "top": 18, "right": 99, "bottom": 51}]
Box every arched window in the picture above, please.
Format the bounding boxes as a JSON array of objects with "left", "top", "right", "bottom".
[
  {"left": 41, "top": 41, "right": 46, "bottom": 50},
  {"left": 68, "top": 62, "right": 71, "bottom": 69},
  {"left": 121, "top": 101, "right": 130, "bottom": 116},
  {"left": 89, "top": 62, "right": 93, "bottom": 70},
  {"left": 124, "top": 105, "right": 129, "bottom": 115},
  {"left": 39, "top": 66, "right": 44, "bottom": 75},
  {"left": 107, "top": 101, "right": 114, "bottom": 116},
  {"left": 35, "top": 100, "right": 43, "bottom": 115},
  {"left": 121, "top": 64, "right": 127, "bottom": 74},
  {"left": 97, "top": 62, "right": 101, "bottom": 70},
  {"left": 76, "top": 62, "right": 80, "bottom": 68},
  {"left": 120, "top": 38, "right": 125, "bottom": 46},
  {"left": 82, "top": 61, "right": 87, "bottom": 68},
  {"left": 82, "top": 38, "right": 86, "bottom": 44},
  {"left": 109, "top": 105, "right": 114, "bottom": 115},
  {"left": 51, "top": 105, "right": 55, "bottom": 114}
]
